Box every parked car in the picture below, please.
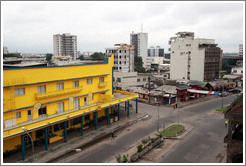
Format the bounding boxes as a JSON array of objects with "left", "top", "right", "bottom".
[
  {"left": 228, "top": 89, "right": 241, "bottom": 94},
  {"left": 218, "top": 91, "right": 229, "bottom": 97}
]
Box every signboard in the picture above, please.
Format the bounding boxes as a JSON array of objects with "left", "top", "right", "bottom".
[
  {"left": 187, "top": 89, "right": 219, "bottom": 95},
  {"left": 121, "top": 66, "right": 129, "bottom": 73}
]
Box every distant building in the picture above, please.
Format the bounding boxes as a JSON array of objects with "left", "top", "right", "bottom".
[
  {"left": 130, "top": 31, "right": 148, "bottom": 57},
  {"left": 142, "top": 57, "right": 167, "bottom": 69},
  {"left": 53, "top": 33, "right": 78, "bottom": 59},
  {"left": 148, "top": 46, "right": 164, "bottom": 57},
  {"left": 169, "top": 32, "right": 221, "bottom": 81},
  {"left": 239, "top": 44, "right": 243, "bottom": 57},
  {"left": 106, "top": 43, "right": 134, "bottom": 72},
  {"left": 3, "top": 47, "right": 9, "bottom": 54},
  {"left": 231, "top": 66, "right": 243, "bottom": 75}
]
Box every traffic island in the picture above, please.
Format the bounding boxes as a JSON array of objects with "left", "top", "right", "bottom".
[
  {"left": 159, "top": 124, "right": 185, "bottom": 138},
  {"left": 215, "top": 106, "right": 228, "bottom": 112},
  {"left": 115, "top": 134, "right": 164, "bottom": 163}
]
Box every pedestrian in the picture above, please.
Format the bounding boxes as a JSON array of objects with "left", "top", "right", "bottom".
[{"left": 225, "top": 120, "right": 228, "bottom": 127}]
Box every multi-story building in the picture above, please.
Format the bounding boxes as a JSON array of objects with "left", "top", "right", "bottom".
[
  {"left": 3, "top": 46, "right": 9, "bottom": 54},
  {"left": 130, "top": 31, "right": 148, "bottom": 57},
  {"left": 3, "top": 55, "right": 138, "bottom": 160},
  {"left": 148, "top": 46, "right": 164, "bottom": 57},
  {"left": 105, "top": 43, "right": 134, "bottom": 72},
  {"left": 169, "top": 32, "right": 221, "bottom": 81},
  {"left": 239, "top": 44, "right": 243, "bottom": 57},
  {"left": 142, "top": 57, "right": 166, "bottom": 69},
  {"left": 53, "top": 33, "right": 78, "bottom": 59}
]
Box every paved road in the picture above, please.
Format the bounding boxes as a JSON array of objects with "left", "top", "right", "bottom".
[{"left": 59, "top": 95, "right": 235, "bottom": 163}]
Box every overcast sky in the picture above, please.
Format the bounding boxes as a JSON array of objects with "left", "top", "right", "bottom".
[{"left": 2, "top": 1, "right": 244, "bottom": 54}]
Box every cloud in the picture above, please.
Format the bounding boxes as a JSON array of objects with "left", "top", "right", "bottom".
[{"left": 2, "top": 1, "right": 244, "bottom": 53}]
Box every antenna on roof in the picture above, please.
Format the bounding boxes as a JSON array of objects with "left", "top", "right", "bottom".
[{"left": 141, "top": 23, "right": 143, "bottom": 32}]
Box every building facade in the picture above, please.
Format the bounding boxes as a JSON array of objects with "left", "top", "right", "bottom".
[
  {"left": 231, "top": 66, "right": 243, "bottom": 75},
  {"left": 239, "top": 44, "right": 243, "bottom": 57},
  {"left": 142, "top": 57, "right": 166, "bottom": 69},
  {"left": 53, "top": 33, "right": 78, "bottom": 59},
  {"left": 130, "top": 31, "right": 148, "bottom": 57},
  {"left": 148, "top": 46, "right": 164, "bottom": 57},
  {"left": 3, "top": 55, "right": 138, "bottom": 160},
  {"left": 105, "top": 43, "right": 134, "bottom": 72},
  {"left": 169, "top": 32, "right": 221, "bottom": 81}
]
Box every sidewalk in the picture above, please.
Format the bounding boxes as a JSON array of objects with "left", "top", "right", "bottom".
[{"left": 8, "top": 106, "right": 148, "bottom": 163}]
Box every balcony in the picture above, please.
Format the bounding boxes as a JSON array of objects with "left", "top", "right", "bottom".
[
  {"left": 36, "top": 86, "right": 83, "bottom": 99},
  {"left": 98, "top": 82, "right": 107, "bottom": 88}
]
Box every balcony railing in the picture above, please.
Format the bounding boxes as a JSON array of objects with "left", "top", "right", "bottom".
[
  {"left": 36, "top": 86, "right": 83, "bottom": 99},
  {"left": 98, "top": 82, "right": 107, "bottom": 88}
]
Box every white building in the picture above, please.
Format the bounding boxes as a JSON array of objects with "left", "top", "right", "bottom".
[
  {"left": 231, "top": 66, "right": 243, "bottom": 75},
  {"left": 106, "top": 43, "right": 134, "bottom": 72},
  {"left": 53, "top": 33, "right": 78, "bottom": 59},
  {"left": 130, "top": 31, "right": 148, "bottom": 57},
  {"left": 169, "top": 32, "right": 221, "bottom": 81},
  {"left": 142, "top": 57, "right": 166, "bottom": 69},
  {"left": 239, "top": 44, "right": 243, "bottom": 57},
  {"left": 3, "top": 47, "right": 9, "bottom": 54},
  {"left": 114, "top": 72, "right": 149, "bottom": 89}
]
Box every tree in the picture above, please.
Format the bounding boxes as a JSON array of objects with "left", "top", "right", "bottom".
[
  {"left": 90, "top": 52, "right": 105, "bottom": 60},
  {"left": 134, "top": 56, "right": 146, "bottom": 73},
  {"left": 45, "top": 53, "right": 53, "bottom": 62},
  {"left": 222, "top": 61, "right": 230, "bottom": 73},
  {"left": 3, "top": 53, "right": 21, "bottom": 58},
  {"left": 78, "top": 55, "right": 84, "bottom": 60}
]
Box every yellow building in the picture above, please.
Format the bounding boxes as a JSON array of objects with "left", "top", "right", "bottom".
[{"left": 3, "top": 55, "right": 138, "bottom": 160}]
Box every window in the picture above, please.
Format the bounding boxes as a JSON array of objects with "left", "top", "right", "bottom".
[
  {"left": 57, "top": 102, "right": 64, "bottom": 113},
  {"left": 57, "top": 83, "right": 64, "bottom": 90},
  {"left": 241, "top": 70, "right": 243, "bottom": 74},
  {"left": 137, "top": 79, "right": 140, "bottom": 82},
  {"left": 117, "top": 78, "right": 121, "bottom": 83},
  {"left": 73, "top": 81, "right": 79, "bottom": 87},
  {"left": 16, "top": 112, "right": 21, "bottom": 119},
  {"left": 38, "top": 85, "right": 46, "bottom": 93},
  {"left": 15, "top": 88, "right": 25, "bottom": 96},
  {"left": 233, "top": 70, "right": 237, "bottom": 73},
  {"left": 87, "top": 78, "right": 92, "bottom": 84},
  {"left": 99, "top": 77, "right": 104, "bottom": 83},
  {"left": 38, "top": 107, "right": 47, "bottom": 117},
  {"left": 143, "top": 78, "right": 146, "bottom": 81},
  {"left": 74, "top": 98, "right": 80, "bottom": 110}
]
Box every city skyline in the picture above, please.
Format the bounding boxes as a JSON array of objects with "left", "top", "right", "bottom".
[{"left": 2, "top": 1, "right": 244, "bottom": 54}]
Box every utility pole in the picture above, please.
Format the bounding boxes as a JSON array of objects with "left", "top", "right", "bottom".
[{"left": 148, "top": 76, "right": 151, "bottom": 103}]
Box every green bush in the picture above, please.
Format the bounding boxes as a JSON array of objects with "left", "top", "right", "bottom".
[
  {"left": 115, "top": 154, "right": 122, "bottom": 163},
  {"left": 122, "top": 154, "right": 128, "bottom": 163},
  {"left": 137, "top": 144, "right": 143, "bottom": 152},
  {"left": 141, "top": 139, "right": 148, "bottom": 144}
]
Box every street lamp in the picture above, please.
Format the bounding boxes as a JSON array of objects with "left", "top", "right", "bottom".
[
  {"left": 22, "top": 127, "right": 35, "bottom": 159},
  {"left": 64, "top": 148, "right": 81, "bottom": 163}
]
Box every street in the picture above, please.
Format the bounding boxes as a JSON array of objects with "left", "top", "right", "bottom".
[{"left": 55, "top": 95, "right": 235, "bottom": 163}]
